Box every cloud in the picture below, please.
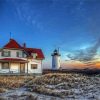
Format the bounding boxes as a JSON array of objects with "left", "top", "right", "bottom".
[
  {"left": 86, "top": 0, "right": 100, "bottom": 38},
  {"left": 67, "top": 38, "right": 100, "bottom": 67},
  {"left": 8, "top": 0, "right": 44, "bottom": 31},
  {"left": 7, "top": 0, "right": 87, "bottom": 31}
]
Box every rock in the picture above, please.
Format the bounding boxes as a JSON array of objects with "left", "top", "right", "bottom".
[
  {"left": 25, "top": 95, "right": 37, "bottom": 100},
  {"left": 94, "top": 95, "right": 100, "bottom": 100},
  {"left": 0, "top": 88, "right": 7, "bottom": 93},
  {"left": 0, "top": 97, "right": 6, "bottom": 100}
]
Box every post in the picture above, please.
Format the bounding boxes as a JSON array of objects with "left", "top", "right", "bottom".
[
  {"left": 19, "top": 63, "right": 21, "bottom": 74},
  {"left": 9, "top": 62, "right": 10, "bottom": 73},
  {"left": 27, "top": 62, "right": 28, "bottom": 75},
  {"left": 41, "top": 60, "right": 43, "bottom": 74},
  {"left": 26, "top": 57, "right": 29, "bottom": 76}
]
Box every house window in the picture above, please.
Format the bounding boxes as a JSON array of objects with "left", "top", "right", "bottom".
[
  {"left": 16, "top": 52, "right": 22, "bottom": 57},
  {"left": 16, "top": 52, "right": 19, "bottom": 57},
  {"left": 22, "top": 52, "right": 27, "bottom": 58},
  {"left": 2, "top": 62, "right": 9, "bottom": 69},
  {"left": 31, "top": 64, "right": 38, "bottom": 69},
  {"left": 2, "top": 51, "right": 10, "bottom": 57},
  {"left": 32, "top": 53, "right": 37, "bottom": 59}
]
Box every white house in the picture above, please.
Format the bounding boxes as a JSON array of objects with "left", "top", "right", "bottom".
[{"left": 0, "top": 39, "right": 44, "bottom": 75}]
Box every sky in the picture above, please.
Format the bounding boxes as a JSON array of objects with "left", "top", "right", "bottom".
[{"left": 0, "top": 0, "right": 100, "bottom": 69}]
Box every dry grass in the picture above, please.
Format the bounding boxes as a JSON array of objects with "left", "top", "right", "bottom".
[
  {"left": 0, "top": 88, "right": 7, "bottom": 93},
  {"left": 26, "top": 73, "right": 100, "bottom": 97},
  {"left": 31, "top": 73, "right": 90, "bottom": 85},
  {"left": 0, "top": 76, "right": 34, "bottom": 92}
]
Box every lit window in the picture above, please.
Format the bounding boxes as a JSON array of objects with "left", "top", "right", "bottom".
[
  {"left": 2, "top": 63, "right": 9, "bottom": 69},
  {"left": 31, "top": 64, "right": 38, "bottom": 69}
]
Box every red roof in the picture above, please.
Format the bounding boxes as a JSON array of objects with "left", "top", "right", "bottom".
[
  {"left": 3, "top": 39, "right": 44, "bottom": 59},
  {"left": 25, "top": 48, "right": 45, "bottom": 59},
  {"left": 0, "top": 58, "right": 28, "bottom": 62},
  {"left": 4, "top": 39, "right": 22, "bottom": 49}
]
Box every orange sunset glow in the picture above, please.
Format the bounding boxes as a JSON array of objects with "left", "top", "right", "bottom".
[{"left": 61, "top": 60, "right": 100, "bottom": 69}]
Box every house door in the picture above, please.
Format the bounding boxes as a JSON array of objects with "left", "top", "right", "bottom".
[{"left": 20, "top": 63, "right": 25, "bottom": 73}]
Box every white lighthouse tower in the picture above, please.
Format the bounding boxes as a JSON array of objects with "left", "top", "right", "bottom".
[{"left": 51, "top": 49, "right": 61, "bottom": 70}]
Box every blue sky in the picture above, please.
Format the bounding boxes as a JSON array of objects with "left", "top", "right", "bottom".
[{"left": 0, "top": 0, "right": 100, "bottom": 68}]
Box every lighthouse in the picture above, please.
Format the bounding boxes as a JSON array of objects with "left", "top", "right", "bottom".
[{"left": 51, "top": 49, "right": 61, "bottom": 70}]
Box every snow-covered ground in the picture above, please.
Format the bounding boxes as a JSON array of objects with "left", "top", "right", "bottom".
[
  {"left": 0, "top": 88, "right": 63, "bottom": 100},
  {"left": 0, "top": 73, "right": 100, "bottom": 100}
]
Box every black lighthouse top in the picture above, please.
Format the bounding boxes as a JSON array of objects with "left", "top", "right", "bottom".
[{"left": 51, "top": 49, "right": 61, "bottom": 56}]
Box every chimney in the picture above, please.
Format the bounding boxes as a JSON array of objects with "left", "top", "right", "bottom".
[
  {"left": 23, "top": 43, "right": 26, "bottom": 48},
  {"left": 10, "top": 38, "right": 12, "bottom": 41}
]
